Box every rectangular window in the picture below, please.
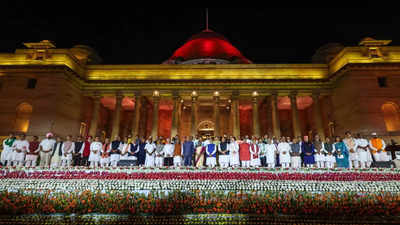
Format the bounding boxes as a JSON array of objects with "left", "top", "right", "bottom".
[
  {"left": 26, "top": 78, "right": 37, "bottom": 89},
  {"left": 377, "top": 77, "right": 387, "bottom": 88}
]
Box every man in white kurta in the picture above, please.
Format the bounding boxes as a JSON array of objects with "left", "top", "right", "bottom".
[
  {"left": 163, "top": 140, "right": 175, "bottom": 166},
  {"left": 228, "top": 137, "right": 240, "bottom": 167},
  {"left": 277, "top": 140, "right": 291, "bottom": 169},
  {"left": 313, "top": 135, "right": 325, "bottom": 168},
  {"left": 61, "top": 135, "right": 75, "bottom": 167},
  {"left": 356, "top": 134, "right": 371, "bottom": 169},
  {"left": 2, "top": 134, "right": 15, "bottom": 166},
  {"left": 154, "top": 142, "right": 164, "bottom": 167},
  {"left": 39, "top": 133, "right": 56, "bottom": 167},
  {"left": 343, "top": 132, "right": 359, "bottom": 169},
  {"left": 89, "top": 137, "right": 102, "bottom": 168},
  {"left": 144, "top": 140, "right": 156, "bottom": 167},
  {"left": 266, "top": 140, "right": 277, "bottom": 168},
  {"left": 12, "top": 134, "right": 29, "bottom": 167}
]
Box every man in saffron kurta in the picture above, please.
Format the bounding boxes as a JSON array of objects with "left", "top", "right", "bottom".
[
  {"left": 369, "top": 133, "right": 388, "bottom": 162},
  {"left": 239, "top": 140, "right": 251, "bottom": 168}
]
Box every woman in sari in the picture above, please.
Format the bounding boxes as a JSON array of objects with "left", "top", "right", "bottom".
[
  {"left": 195, "top": 138, "right": 205, "bottom": 168},
  {"left": 334, "top": 136, "right": 349, "bottom": 168}
]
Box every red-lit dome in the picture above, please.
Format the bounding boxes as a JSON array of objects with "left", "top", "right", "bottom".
[{"left": 164, "top": 29, "right": 251, "bottom": 64}]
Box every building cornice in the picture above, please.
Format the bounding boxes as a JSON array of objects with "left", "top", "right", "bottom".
[{"left": 1, "top": 46, "right": 400, "bottom": 94}]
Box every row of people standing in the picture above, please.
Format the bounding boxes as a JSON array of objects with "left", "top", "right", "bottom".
[
  {"left": 189, "top": 132, "right": 388, "bottom": 169},
  {"left": 1, "top": 131, "right": 389, "bottom": 169}
]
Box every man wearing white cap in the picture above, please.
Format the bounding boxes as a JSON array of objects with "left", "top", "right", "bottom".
[
  {"left": 39, "top": 133, "right": 56, "bottom": 167},
  {"left": 369, "top": 132, "right": 388, "bottom": 162}
]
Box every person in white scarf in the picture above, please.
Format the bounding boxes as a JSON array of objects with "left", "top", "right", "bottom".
[
  {"left": 355, "top": 134, "right": 371, "bottom": 169},
  {"left": 277, "top": 137, "right": 291, "bottom": 168},
  {"left": 61, "top": 135, "right": 75, "bottom": 167},
  {"left": 343, "top": 131, "right": 359, "bottom": 169},
  {"left": 12, "top": 134, "right": 29, "bottom": 167},
  {"left": 228, "top": 137, "right": 240, "bottom": 167},
  {"left": 89, "top": 136, "right": 102, "bottom": 168},
  {"left": 265, "top": 139, "right": 277, "bottom": 168},
  {"left": 145, "top": 138, "right": 156, "bottom": 167}
]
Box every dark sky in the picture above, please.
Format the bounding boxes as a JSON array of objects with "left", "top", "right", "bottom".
[{"left": 1, "top": 6, "right": 399, "bottom": 64}]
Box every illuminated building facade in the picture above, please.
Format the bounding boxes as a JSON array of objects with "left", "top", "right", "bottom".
[{"left": 1, "top": 31, "right": 400, "bottom": 141}]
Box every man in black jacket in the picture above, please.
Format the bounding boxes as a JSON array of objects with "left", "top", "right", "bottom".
[{"left": 50, "top": 137, "right": 63, "bottom": 168}]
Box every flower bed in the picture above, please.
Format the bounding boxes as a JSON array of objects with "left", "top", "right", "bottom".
[
  {"left": 1, "top": 190, "right": 400, "bottom": 217},
  {"left": 1, "top": 168, "right": 400, "bottom": 181},
  {"left": 2, "top": 214, "right": 399, "bottom": 225},
  {"left": 1, "top": 168, "right": 400, "bottom": 221},
  {"left": 2, "top": 179, "right": 400, "bottom": 193},
  {"left": 0, "top": 214, "right": 399, "bottom": 225},
  {"left": 1, "top": 168, "right": 400, "bottom": 193}
]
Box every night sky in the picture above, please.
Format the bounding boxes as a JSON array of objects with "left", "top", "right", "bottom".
[{"left": 1, "top": 6, "right": 399, "bottom": 64}]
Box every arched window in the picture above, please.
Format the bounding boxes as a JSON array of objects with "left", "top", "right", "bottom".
[
  {"left": 381, "top": 102, "right": 400, "bottom": 132},
  {"left": 15, "top": 102, "right": 33, "bottom": 133}
]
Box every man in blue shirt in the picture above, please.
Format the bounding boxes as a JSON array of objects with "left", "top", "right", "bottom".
[{"left": 182, "top": 136, "right": 195, "bottom": 166}]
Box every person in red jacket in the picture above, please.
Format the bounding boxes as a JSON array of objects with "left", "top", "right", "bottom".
[
  {"left": 239, "top": 138, "right": 251, "bottom": 168},
  {"left": 81, "top": 136, "right": 92, "bottom": 166},
  {"left": 25, "top": 136, "right": 40, "bottom": 167}
]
